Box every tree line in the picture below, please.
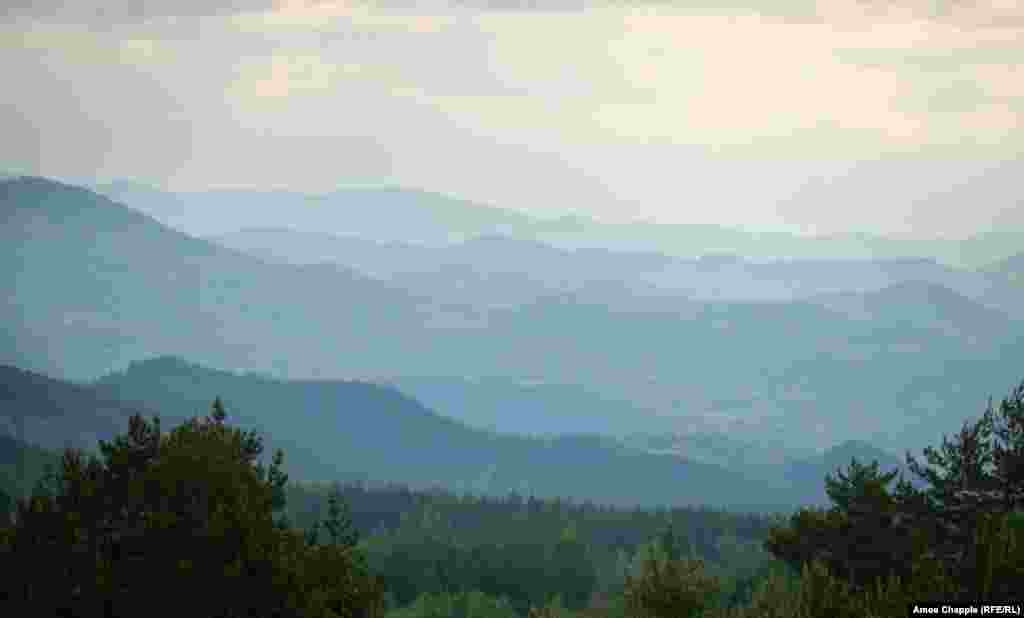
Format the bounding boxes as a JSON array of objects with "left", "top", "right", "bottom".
[{"left": 1, "top": 380, "right": 1023, "bottom": 617}]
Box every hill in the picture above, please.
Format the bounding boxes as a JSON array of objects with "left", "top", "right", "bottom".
[
  {"left": 0, "top": 362, "right": 155, "bottom": 500},
  {"left": 809, "top": 281, "right": 1015, "bottom": 341},
  {"left": 1, "top": 176, "right": 427, "bottom": 381},
  {"left": 0, "top": 431, "right": 60, "bottom": 502},
  {"left": 0, "top": 364, "right": 164, "bottom": 454},
  {"left": 0, "top": 358, "right": 827, "bottom": 513},
  {"left": 94, "top": 181, "right": 540, "bottom": 243},
  {"left": 211, "top": 228, "right": 1023, "bottom": 315},
  {"left": 91, "top": 356, "right": 806, "bottom": 510},
  {"left": 208, "top": 228, "right": 431, "bottom": 278},
  {"left": 620, "top": 432, "right": 815, "bottom": 472},
  {"left": 781, "top": 440, "right": 913, "bottom": 506},
  {"left": 985, "top": 252, "right": 1024, "bottom": 277},
  {"left": 387, "top": 376, "right": 676, "bottom": 437},
  {"left": 94, "top": 180, "right": 1024, "bottom": 269},
  {"left": 5, "top": 176, "right": 1023, "bottom": 454},
  {"left": 210, "top": 228, "right": 682, "bottom": 309}
]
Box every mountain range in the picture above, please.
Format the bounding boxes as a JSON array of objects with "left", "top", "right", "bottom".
[
  {"left": 211, "top": 227, "right": 1024, "bottom": 316},
  {"left": 0, "top": 358, "right": 913, "bottom": 511},
  {"left": 95, "top": 180, "right": 1024, "bottom": 269},
  {"left": 0, "top": 360, "right": 778, "bottom": 510},
  {"left": 0, "top": 364, "right": 164, "bottom": 454},
  {"left": 4, "top": 175, "right": 1022, "bottom": 457}
]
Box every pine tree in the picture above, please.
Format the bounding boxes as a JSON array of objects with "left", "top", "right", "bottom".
[
  {"left": 991, "top": 381, "right": 1024, "bottom": 512},
  {"left": 623, "top": 551, "right": 719, "bottom": 618},
  {"left": 0, "top": 487, "right": 11, "bottom": 525},
  {"left": 322, "top": 482, "right": 359, "bottom": 550},
  {"left": 0, "top": 400, "right": 383, "bottom": 618},
  {"left": 211, "top": 396, "right": 227, "bottom": 424},
  {"left": 658, "top": 521, "right": 690, "bottom": 562},
  {"left": 765, "top": 378, "right": 1024, "bottom": 606}
]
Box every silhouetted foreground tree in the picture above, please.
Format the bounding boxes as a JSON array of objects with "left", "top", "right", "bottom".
[
  {"left": 2, "top": 380, "right": 1022, "bottom": 618},
  {"left": 0, "top": 398, "right": 383, "bottom": 618},
  {"left": 762, "top": 378, "right": 1024, "bottom": 611},
  {"left": 0, "top": 486, "right": 11, "bottom": 525}
]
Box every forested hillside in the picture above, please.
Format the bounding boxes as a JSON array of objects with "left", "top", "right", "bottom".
[
  {"left": 3, "top": 359, "right": 801, "bottom": 510},
  {"left": 2, "top": 378, "right": 1022, "bottom": 616},
  {"left": 0, "top": 433, "right": 58, "bottom": 501}
]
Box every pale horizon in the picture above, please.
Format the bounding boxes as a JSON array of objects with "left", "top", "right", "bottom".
[{"left": 3, "top": 0, "right": 1022, "bottom": 237}]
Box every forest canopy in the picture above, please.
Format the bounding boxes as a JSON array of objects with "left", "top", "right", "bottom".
[{"left": 1, "top": 382, "right": 1023, "bottom": 617}]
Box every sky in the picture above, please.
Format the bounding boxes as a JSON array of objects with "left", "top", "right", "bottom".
[{"left": 2, "top": 0, "right": 1022, "bottom": 237}]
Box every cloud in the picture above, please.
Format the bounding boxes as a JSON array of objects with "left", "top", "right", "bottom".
[
  {"left": 231, "top": 53, "right": 342, "bottom": 98},
  {"left": 2, "top": 0, "right": 1022, "bottom": 235},
  {"left": 5, "top": 0, "right": 1023, "bottom": 25},
  {"left": 0, "top": 0, "right": 274, "bottom": 24}
]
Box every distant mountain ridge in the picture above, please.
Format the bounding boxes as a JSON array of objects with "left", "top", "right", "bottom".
[
  {"left": 387, "top": 376, "right": 678, "bottom": 437},
  {"left": 93, "top": 179, "right": 1024, "bottom": 268},
  {"left": 623, "top": 435, "right": 916, "bottom": 507},
  {"left": 809, "top": 280, "right": 1015, "bottom": 339},
  {"left": 0, "top": 431, "right": 59, "bottom": 502},
  {"left": 0, "top": 358, "right": 927, "bottom": 510},
  {"left": 1, "top": 175, "right": 427, "bottom": 381},
  {"left": 210, "top": 227, "right": 1024, "bottom": 316},
  {"left": 5, "top": 176, "right": 1023, "bottom": 456},
  {"left": 0, "top": 363, "right": 166, "bottom": 455},
  {"left": 94, "top": 181, "right": 539, "bottom": 244},
  {"left": 782, "top": 440, "right": 916, "bottom": 505},
  {"left": 983, "top": 253, "right": 1024, "bottom": 289},
  {"left": 87, "top": 357, "right": 805, "bottom": 510}
]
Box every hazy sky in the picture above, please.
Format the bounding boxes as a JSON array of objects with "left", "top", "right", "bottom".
[{"left": 2, "top": 0, "right": 1022, "bottom": 236}]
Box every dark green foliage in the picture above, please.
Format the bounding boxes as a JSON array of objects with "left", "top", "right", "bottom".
[
  {"left": 387, "top": 590, "right": 519, "bottom": 618},
  {"left": 623, "top": 554, "right": 719, "bottom": 618},
  {"left": 763, "top": 507, "right": 844, "bottom": 579},
  {"left": 991, "top": 381, "right": 1024, "bottom": 511},
  {"left": 968, "top": 510, "right": 1024, "bottom": 600},
  {"left": 281, "top": 480, "right": 777, "bottom": 615},
  {"left": 0, "top": 400, "right": 383, "bottom": 618},
  {"left": 367, "top": 534, "right": 592, "bottom": 615},
  {"left": 779, "top": 439, "right": 915, "bottom": 505},
  {"left": 284, "top": 482, "right": 777, "bottom": 554},
  {"left": 2, "top": 377, "right": 1018, "bottom": 618},
  {"left": 0, "top": 432, "right": 61, "bottom": 503},
  {"left": 548, "top": 524, "right": 597, "bottom": 610},
  {"left": 656, "top": 521, "right": 691, "bottom": 562},
  {"left": 900, "top": 379, "right": 1024, "bottom": 593},
  {"left": 761, "top": 378, "right": 1024, "bottom": 615},
  {"left": 715, "top": 562, "right": 794, "bottom": 609},
  {"left": 765, "top": 459, "right": 922, "bottom": 587},
  {"left": 822, "top": 459, "right": 923, "bottom": 586},
  {"left": 0, "top": 378, "right": 1019, "bottom": 618},
  {"left": 306, "top": 482, "right": 361, "bottom": 551},
  {"left": 324, "top": 483, "right": 361, "bottom": 550},
  {"left": 0, "top": 486, "right": 10, "bottom": 525},
  {"left": 211, "top": 396, "right": 228, "bottom": 423},
  {"left": 906, "top": 378, "right": 1024, "bottom": 513}
]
